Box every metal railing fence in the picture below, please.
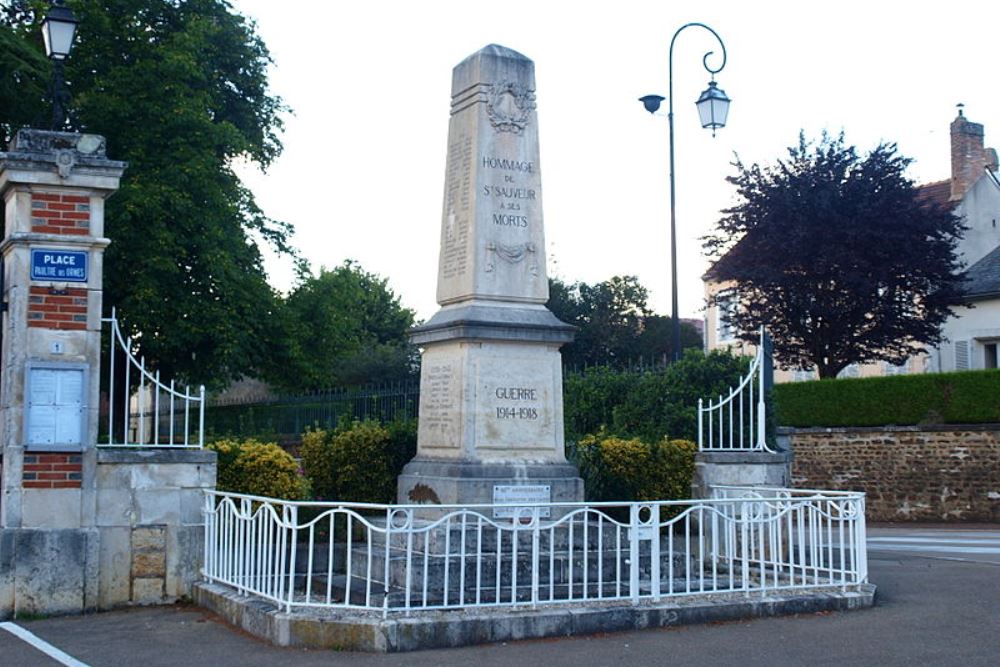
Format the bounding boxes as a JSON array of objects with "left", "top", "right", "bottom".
[
  {"left": 203, "top": 486, "right": 867, "bottom": 616},
  {"left": 101, "top": 309, "right": 205, "bottom": 448},
  {"left": 698, "top": 327, "right": 771, "bottom": 452},
  {"left": 205, "top": 381, "right": 420, "bottom": 437}
]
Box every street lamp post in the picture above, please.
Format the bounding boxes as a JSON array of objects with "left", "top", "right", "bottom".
[
  {"left": 640, "top": 22, "right": 730, "bottom": 362},
  {"left": 41, "top": 0, "right": 80, "bottom": 129}
]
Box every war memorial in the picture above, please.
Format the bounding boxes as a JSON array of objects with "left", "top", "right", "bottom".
[
  {"left": 188, "top": 45, "right": 873, "bottom": 651},
  {"left": 0, "top": 40, "right": 874, "bottom": 651}
]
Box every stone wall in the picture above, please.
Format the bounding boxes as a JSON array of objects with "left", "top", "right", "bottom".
[
  {"left": 784, "top": 425, "right": 1000, "bottom": 522},
  {"left": 0, "top": 448, "right": 215, "bottom": 618},
  {"left": 94, "top": 449, "right": 215, "bottom": 607}
]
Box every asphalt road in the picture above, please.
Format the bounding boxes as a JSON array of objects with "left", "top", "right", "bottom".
[{"left": 2, "top": 524, "right": 998, "bottom": 667}]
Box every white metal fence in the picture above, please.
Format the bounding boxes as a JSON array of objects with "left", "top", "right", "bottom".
[
  {"left": 101, "top": 309, "right": 205, "bottom": 448},
  {"left": 698, "top": 327, "right": 772, "bottom": 452},
  {"left": 203, "top": 486, "right": 867, "bottom": 616}
]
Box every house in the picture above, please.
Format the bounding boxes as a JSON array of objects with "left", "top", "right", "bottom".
[{"left": 703, "top": 110, "right": 1000, "bottom": 380}]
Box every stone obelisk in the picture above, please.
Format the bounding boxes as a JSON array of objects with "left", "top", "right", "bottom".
[{"left": 398, "top": 45, "right": 583, "bottom": 508}]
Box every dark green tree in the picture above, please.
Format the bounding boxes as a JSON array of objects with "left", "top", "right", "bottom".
[
  {"left": 704, "top": 132, "right": 966, "bottom": 378},
  {"left": 634, "top": 314, "right": 703, "bottom": 365},
  {"left": 548, "top": 276, "right": 700, "bottom": 368},
  {"left": 1, "top": 0, "right": 290, "bottom": 387},
  {"left": 0, "top": 9, "right": 48, "bottom": 141},
  {"left": 265, "top": 261, "right": 417, "bottom": 392}
]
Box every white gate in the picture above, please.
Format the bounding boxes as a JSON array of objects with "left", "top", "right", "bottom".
[
  {"left": 697, "top": 327, "right": 772, "bottom": 452},
  {"left": 101, "top": 308, "right": 204, "bottom": 448}
]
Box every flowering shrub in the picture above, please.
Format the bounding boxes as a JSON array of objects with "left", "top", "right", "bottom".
[
  {"left": 574, "top": 432, "right": 696, "bottom": 503},
  {"left": 208, "top": 438, "right": 304, "bottom": 500}
]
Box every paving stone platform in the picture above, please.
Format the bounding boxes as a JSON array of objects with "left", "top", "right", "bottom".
[{"left": 194, "top": 580, "right": 876, "bottom": 653}]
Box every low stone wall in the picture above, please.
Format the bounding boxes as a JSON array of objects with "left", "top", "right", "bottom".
[
  {"left": 95, "top": 449, "right": 216, "bottom": 608},
  {"left": 783, "top": 425, "right": 1000, "bottom": 522},
  {"left": 0, "top": 448, "right": 215, "bottom": 619}
]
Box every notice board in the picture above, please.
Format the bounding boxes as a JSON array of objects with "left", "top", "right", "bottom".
[{"left": 25, "top": 363, "right": 88, "bottom": 451}]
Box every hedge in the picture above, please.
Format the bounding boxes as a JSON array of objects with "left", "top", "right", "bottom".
[
  {"left": 563, "top": 349, "right": 752, "bottom": 443},
  {"left": 773, "top": 369, "right": 1000, "bottom": 427}
]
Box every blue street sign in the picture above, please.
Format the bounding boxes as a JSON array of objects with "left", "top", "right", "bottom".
[{"left": 30, "top": 249, "right": 88, "bottom": 283}]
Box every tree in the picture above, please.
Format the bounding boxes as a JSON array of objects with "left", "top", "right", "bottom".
[
  {"left": 0, "top": 12, "right": 48, "bottom": 142},
  {"left": 264, "top": 261, "right": 417, "bottom": 392},
  {"left": 548, "top": 276, "right": 700, "bottom": 368},
  {"left": 1, "top": 1, "right": 290, "bottom": 387},
  {"left": 704, "top": 132, "right": 966, "bottom": 379}
]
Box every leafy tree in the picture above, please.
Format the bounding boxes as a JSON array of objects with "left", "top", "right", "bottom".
[
  {"left": 265, "top": 261, "right": 417, "bottom": 392},
  {"left": 548, "top": 276, "right": 700, "bottom": 368},
  {"left": 634, "top": 314, "right": 703, "bottom": 365},
  {"left": 1, "top": 1, "right": 290, "bottom": 387},
  {"left": 0, "top": 14, "right": 48, "bottom": 141},
  {"left": 704, "top": 132, "right": 966, "bottom": 379}
]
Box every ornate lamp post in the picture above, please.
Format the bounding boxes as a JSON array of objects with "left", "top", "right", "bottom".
[
  {"left": 41, "top": 0, "right": 80, "bottom": 129},
  {"left": 640, "top": 22, "right": 730, "bottom": 361}
]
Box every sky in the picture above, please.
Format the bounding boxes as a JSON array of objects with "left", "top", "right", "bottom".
[{"left": 232, "top": 0, "right": 1000, "bottom": 323}]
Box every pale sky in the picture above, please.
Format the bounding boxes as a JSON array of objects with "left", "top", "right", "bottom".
[{"left": 233, "top": 0, "right": 1000, "bottom": 322}]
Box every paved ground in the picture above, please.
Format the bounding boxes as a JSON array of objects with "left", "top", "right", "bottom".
[{"left": 2, "top": 524, "right": 998, "bottom": 666}]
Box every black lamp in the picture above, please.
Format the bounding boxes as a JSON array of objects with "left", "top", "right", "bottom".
[{"left": 42, "top": 0, "right": 79, "bottom": 128}]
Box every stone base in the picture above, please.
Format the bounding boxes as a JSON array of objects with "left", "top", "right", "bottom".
[
  {"left": 194, "top": 580, "right": 877, "bottom": 653},
  {"left": 397, "top": 458, "right": 583, "bottom": 507},
  {"left": 0, "top": 527, "right": 100, "bottom": 619},
  {"left": 0, "top": 448, "right": 215, "bottom": 619},
  {"left": 691, "top": 451, "right": 793, "bottom": 499}
]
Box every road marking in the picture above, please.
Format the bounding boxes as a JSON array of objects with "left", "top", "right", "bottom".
[
  {"left": 0, "top": 622, "right": 90, "bottom": 667},
  {"left": 866, "top": 543, "right": 1000, "bottom": 554},
  {"left": 869, "top": 537, "right": 1000, "bottom": 546}
]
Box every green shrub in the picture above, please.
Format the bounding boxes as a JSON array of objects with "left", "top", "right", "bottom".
[
  {"left": 564, "top": 349, "right": 751, "bottom": 442},
  {"left": 299, "top": 419, "right": 417, "bottom": 503},
  {"left": 299, "top": 428, "right": 336, "bottom": 500},
  {"left": 774, "top": 369, "right": 1000, "bottom": 427},
  {"left": 208, "top": 438, "right": 304, "bottom": 499},
  {"left": 574, "top": 432, "right": 696, "bottom": 503},
  {"left": 563, "top": 367, "right": 640, "bottom": 441}
]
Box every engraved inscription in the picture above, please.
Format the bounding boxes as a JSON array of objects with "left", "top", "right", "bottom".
[
  {"left": 441, "top": 134, "right": 473, "bottom": 280},
  {"left": 481, "top": 154, "right": 535, "bottom": 230},
  {"left": 422, "top": 363, "right": 456, "bottom": 436},
  {"left": 494, "top": 385, "right": 540, "bottom": 420}
]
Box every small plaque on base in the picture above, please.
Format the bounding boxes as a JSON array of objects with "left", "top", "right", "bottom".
[{"left": 493, "top": 484, "right": 551, "bottom": 518}]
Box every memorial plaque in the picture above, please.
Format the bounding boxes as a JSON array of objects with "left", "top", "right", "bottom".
[{"left": 492, "top": 484, "right": 551, "bottom": 518}]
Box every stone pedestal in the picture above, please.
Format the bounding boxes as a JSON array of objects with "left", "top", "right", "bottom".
[
  {"left": 398, "top": 46, "right": 582, "bottom": 507},
  {"left": 691, "top": 451, "right": 794, "bottom": 499}
]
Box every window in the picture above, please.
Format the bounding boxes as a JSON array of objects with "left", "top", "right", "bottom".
[
  {"left": 955, "top": 340, "right": 970, "bottom": 371},
  {"left": 986, "top": 342, "right": 998, "bottom": 369},
  {"left": 792, "top": 368, "right": 817, "bottom": 382},
  {"left": 883, "top": 359, "right": 909, "bottom": 376},
  {"left": 715, "top": 289, "right": 738, "bottom": 343},
  {"left": 837, "top": 364, "right": 860, "bottom": 379}
]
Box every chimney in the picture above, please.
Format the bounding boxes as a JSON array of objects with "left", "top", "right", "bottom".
[{"left": 950, "top": 107, "right": 991, "bottom": 200}]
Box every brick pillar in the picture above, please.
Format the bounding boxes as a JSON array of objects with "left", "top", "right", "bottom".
[{"left": 0, "top": 129, "right": 125, "bottom": 529}]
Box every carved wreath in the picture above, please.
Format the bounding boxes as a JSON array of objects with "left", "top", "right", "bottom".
[
  {"left": 485, "top": 242, "right": 538, "bottom": 276},
  {"left": 486, "top": 80, "right": 536, "bottom": 134}
]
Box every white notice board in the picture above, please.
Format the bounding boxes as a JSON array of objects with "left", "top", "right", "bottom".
[{"left": 26, "top": 364, "right": 86, "bottom": 450}]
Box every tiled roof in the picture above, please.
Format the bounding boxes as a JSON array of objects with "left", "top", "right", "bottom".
[
  {"left": 915, "top": 179, "right": 955, "bottom": 208},
  {"left": 965, "top": 245, "right": 1000, "bottom": 299}
]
